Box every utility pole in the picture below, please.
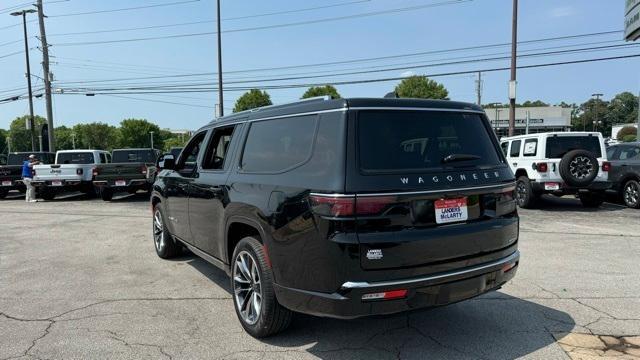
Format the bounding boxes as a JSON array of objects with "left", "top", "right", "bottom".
[
  {"left": 11, "top": 9, "right": 37, "bottom": 151},
  {"left": 35, "top": 0, "right": 55, "bottom": 152},
  {"left": 592, "top": 93, "right": 603, "bottom": 133},
  {"left": 475, "top": 72, "right": 482, "bottom": 106},
  {"left": 508, "top": 0, "right": 518, "bottom": 137},
  {"left": 216, "top": 0, "right": 224, "bottom": 117},
  {"left": 150, "top": 131, "right": 155, "bottom": 149}
]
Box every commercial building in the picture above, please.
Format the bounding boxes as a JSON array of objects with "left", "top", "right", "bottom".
[{"left": 483, "top": 106, "right": 572, "bottom": 137}]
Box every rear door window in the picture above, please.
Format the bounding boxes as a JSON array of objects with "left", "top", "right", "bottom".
[
  {"left": 523, "top": 139, "right": 538, "bottom": 157},
  {"left": 357, "top": 110, "right": 502, "bottom": 172},
  {"left": 546, "top": 136, "right": 602, "bottom": 158},
  {"left": 619, "top": 146, "right": 640, "bottom": 160},
  {"left": 500, "top": 142, "right": 508, "bottom": 156},
  {"left": 57, "top": 152, "right": 94, "bottom": 164},
  {"left": 509, "top": 140, "right": 521, "bottom": 158}
]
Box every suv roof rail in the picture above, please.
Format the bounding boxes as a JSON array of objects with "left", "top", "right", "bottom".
[{"left": 249, "top": 95, "right": 332, "bottom": 113}]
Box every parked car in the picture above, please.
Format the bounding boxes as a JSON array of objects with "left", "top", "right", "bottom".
[
  {"left": 500, "top": 132, "right": 611, "bottom": 208},
  {"left": 169, "top": 147, "right": 183, "bottom": 159},
  {"left": 606, "top": 142, "right": 640, "bottom": 208},
  {"left": 151, "top": 97, "right": 520, "bottom": 337},
  {"left": 0, "top": 152, "right": 55, "bottom": 199},
  {"left": 93, "top": 148, "right": 161, "bottom": 201},
  {"left": 32, "top": 149, "right": 111, "bottom": 200}
]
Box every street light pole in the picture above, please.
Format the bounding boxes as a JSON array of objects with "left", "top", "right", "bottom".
[
  {"left": 11, "top": 9, "right": 37, "bottom": 151},
  {"left": 216, "top": 0, "right": 224, "bottom": 118},
  {"left": 592, "top": 93, "right": 603, "bottom": 133},
  {"left": 150, "top": 131, "right": 155, "bottom": 149},
  {"left": 508, "top": 0, "right": 518, "bottom": 137}
]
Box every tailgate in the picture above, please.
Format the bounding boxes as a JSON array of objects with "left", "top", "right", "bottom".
[
  {"left": 33, "top": 165, "right": 85, "bottom": 182},
  {"left": 95, "top": 163, "right": 147, "bottom": 180},
  {"left": 356, "top": 184, "right": 518, "bottom": 270},
  {"left": 0, "top": 166, "right": 22, "bottom": 182}
]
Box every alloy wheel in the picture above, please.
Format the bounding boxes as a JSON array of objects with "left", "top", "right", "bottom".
[
  {"left": 233, "top": 250, "right": 263, "bottom": 325},
  {"left": 153, "top": 209, "right": 165, "bottom": 251},
  {"left": 516, "top": 181, "right": 527, "bottom": 205},
  {"left": 624, "top": 182, "right": 639, "bottom": 207},
  {"left": 569, "top": 156, "right": 594, "bottom": 180}
]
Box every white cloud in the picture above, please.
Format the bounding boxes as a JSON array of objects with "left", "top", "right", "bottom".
[
  {"left": 400, "top": 70, "right": 416, "bottom": 78},
  {"left": 550, "top": 6, "right": 576, "bottom": 18}
]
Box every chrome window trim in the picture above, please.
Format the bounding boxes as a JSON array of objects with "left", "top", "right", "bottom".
[
  {"left": 341, "top": 251, "right": 520, "bottom": 289},
  {"left": 348, "top": 107, "right": 485, "bottom": 114},
  {"left": 310, "top": 182, "right": 516, "bottom": 198}
]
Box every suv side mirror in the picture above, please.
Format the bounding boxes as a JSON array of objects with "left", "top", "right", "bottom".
[{"left": 157, "top": 154, "right": 175, "bottom": 170}]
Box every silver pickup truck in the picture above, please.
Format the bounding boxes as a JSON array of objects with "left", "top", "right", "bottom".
[{"left": 32, "top": 150, "right": 111, "bottom": 200}]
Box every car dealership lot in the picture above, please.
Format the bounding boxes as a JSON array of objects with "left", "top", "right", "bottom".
[{"left": 1, "top": 195, "right": 639, "bottom": 359}]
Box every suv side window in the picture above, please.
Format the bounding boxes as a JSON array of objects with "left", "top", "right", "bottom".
[
  {"left": 500, "top": 142, "right": 508, "bottom": 156},
  {"left": 202, "top": 125, "right": 236, "bottom": 170},
  {"left": 509, "top": 140, "right": 521, "bottom": 158},
  {"left": 607, "top": 147, "right": 619, "bottom": 160},
  {"left": 523, "top": 139, "right": 538, "bottom": 157},
  {"left": 240, "top": 115, "right": 317, "bottom": 173},
  {"left": 176, "top": 131, "right": 208, "bottom": 176},
  {"left": 99, "top": 153, "right": 107, "bottom": 163},
  {"left": 619, "top": 146, "right": 640, "bottom": 160}
]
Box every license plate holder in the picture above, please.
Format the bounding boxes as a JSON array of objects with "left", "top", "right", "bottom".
[
  {"left": 115, "top": 180, "right": 126, "bottom": 187},
  {"left": 1, "top": 181, "right": 11, "bottom": 186},
  {"left": 435, "top": 198, "right": 468, "bottom": 224},
  {"left": 51, "top": 180, "right": 63, "bottom": 187},
  {"left": 544, "top": 182, "right": 560, "bottom": 191}
]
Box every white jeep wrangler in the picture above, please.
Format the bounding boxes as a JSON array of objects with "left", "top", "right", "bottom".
[{"left": 500, "top": 132, "right": 611, "bottom": 208}]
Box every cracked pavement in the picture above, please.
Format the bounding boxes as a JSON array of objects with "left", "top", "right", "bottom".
[{"left": 0, "top": 193, "right": 639, "bottom": 359}]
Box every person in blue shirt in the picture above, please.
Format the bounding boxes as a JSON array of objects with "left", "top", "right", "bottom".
[{"left": 22, "top": 154, "right": 39, "bottom": 203}]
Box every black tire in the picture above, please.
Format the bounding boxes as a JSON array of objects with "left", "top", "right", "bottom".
[
  {"left": 231, "top": 237, "right": 293, "bottom": 338},
  {"left": 101, "top": 188, "right": 113, "bottom": 201},
  {"left": 128, "top": 188, "right": 138, "bottom": 195},
  {"left": 84, "top": 186, "right": 98, "bottom": 199},
  {"left": 152, "top": 204, "right": 180, "bottom": 259},
  {"left": 515, "top": 176, "right": 538, "bottom": 209},
  {"left": 579, "top": 192, "right": 604, "bottom": 208},
  {"left": 559, "top": 150, "right": 599, "bottom": 187},
  {"left": 622, "top": 179, "right": 640, "bottom": 209},
  {"left": 40, "top": 190, "right": 55, "bottom": 201}
]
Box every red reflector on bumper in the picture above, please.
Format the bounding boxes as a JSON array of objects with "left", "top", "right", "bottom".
[
  {"left": 362, "top": 289, "right": 408, "bottom": 301},
  {"left": 502, "top": 262, "right": 517, "bottom": 273}
]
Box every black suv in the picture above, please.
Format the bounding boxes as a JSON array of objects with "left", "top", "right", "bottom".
[{"left": 151, "top": 97, "right": 520, "bottom": 337}]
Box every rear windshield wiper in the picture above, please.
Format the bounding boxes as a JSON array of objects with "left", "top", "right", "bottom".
[{"left": 441, "top": 154, "right": 481, "bottom": 163}]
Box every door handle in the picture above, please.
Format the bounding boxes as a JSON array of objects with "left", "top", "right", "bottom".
[
  {"left": 512, "top": 162, "right": 518, "bottom": 166},
  {"left": 178, "top": 183, "right": 189, "bottom": 191}
]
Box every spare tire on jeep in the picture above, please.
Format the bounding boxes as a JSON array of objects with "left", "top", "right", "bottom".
[{"left": 559, "top": 149, "right": 598, "bottom": 187}]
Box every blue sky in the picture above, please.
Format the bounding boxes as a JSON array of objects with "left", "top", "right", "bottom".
[{"left": 0, "top": 0, "right": 635, "bottom": 130}]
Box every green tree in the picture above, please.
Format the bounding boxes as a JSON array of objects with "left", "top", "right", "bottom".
[
  {"left": 8, "top": 115, "right": 47, "bottom": 152},
  {"left": 54, "top": 126, "right": 75, "bottom": 150},
  {"left": 521, "top": 100, "right": 549, "bottom": 107},
  {"left": 395, "top": 76, "right": 449, "bottom": 100},
  {"left": 617, "top": 126, "right": 638, "bottom": 141},
  {"left": 575, "top": 98, "right": 610, "bottom": 134},
  {"left": 301, "top": 85, "right": 341, "bottom": 99},
  {"left": 607, "top": 92, "right": 638, "bottom": 126},
  {"left": 73, "top": 122, "right": 120, "bottom": 150},
  {"left": 119, "top": 118, "right": 163, "bottom": 149},
  {"left": 0, "top": 129, "right": 7, "bottom": 154},
  {"left": 233, "top": 89, "right": 272, "bottom": 112}
]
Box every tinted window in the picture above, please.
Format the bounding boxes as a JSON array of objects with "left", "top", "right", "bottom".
[
  {"left": 619, "top": 146, "right": 640, "bottom": 160},
  {"left": 358, "top": 111, "right": 502, "bottom": 172},
  {"left": 99, "top": 153, "right": 107, "bottom": 164},
  {"left": 509, "top": 140, "right": 521, "bottom": 157},
  {"left": 112, "top": 150, "right": 157, "bottom": 163},
  {"left": 7, "top": 152, "right": 54, "bottom": 165},
  {"left": 241, "top": 116, "right": 317, "bottom": 172},
  {"left": 523, "top": 139, "right": 538, "bottom": 157},
  {"left": 203, "top": 126, "right": 236, "bottom": 170},
  {"left": 500, "top": 142, "right": 508, "bottom": 156},
  {"left": 176, "top": 131, "right": 207, "bottom": 176},
  {"left": 170, "top": 148, "right": 182, "bottom": 158},
  {"left": 546, "top": 136, "right": 602, "bottom": 158},
  {"left": 57, "top": 152, "right": 94, "bottom": 164}
]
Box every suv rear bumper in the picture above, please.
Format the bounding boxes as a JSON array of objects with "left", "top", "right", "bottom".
[
  {"left": 273, "top": 250, "right": 519, "bottom": 319},
  {"left": 531, "top": 181, "right": 612, "bottom": 193}
]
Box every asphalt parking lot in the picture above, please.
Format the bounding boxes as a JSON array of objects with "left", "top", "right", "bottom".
[{"left": 1, "top": 193, "right": 639, "bottom": 360}]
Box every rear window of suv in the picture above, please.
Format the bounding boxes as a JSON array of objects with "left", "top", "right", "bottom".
[
  {"left": 112, "top": 150, "right": 157, "bottom": 163},
  {"left": 357, "top": 110, "right": 502, "bottom": 173},
  {"left": 57, "top": 152, "right": 95, "bottom": 164},
  {"left": 545, "top": 136, "right": 602, "bottom": 158}
]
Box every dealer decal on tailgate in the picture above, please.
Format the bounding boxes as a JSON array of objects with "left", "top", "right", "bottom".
[{"left": 434, "top": 198, "right": 468, "bottom": 224}]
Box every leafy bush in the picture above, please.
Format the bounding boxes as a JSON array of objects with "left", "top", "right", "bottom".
[
  {"left": 622, "top": 134, "right": 638, "bottom": 142},
  {"left": 617, "top": 126, "right": 638, "bottom": 141}
]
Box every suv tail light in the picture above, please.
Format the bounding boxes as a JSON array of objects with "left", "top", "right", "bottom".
[
  {"left": 602, "top": 162, "right": 611, "bottom": 172},
  {"left": 140, "top": 165, "right": 148, "bottom": 175},
  {"left": 309, "top": 194, "right": 397, "bottom": 217},
  {"left": 535, "top": 162, "right": 548, "bottom": 172},
  {"left": 92, "top": 167, "right": 99, "bottom": 177},
  {"left": 76, "top": 168, "right": 83, "bottom": 175}
]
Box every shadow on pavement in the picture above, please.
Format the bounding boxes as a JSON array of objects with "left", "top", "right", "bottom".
[
  {"left": 184, "top": 253, "right": 574, "bottom": 359},
  {"left": 535, "top": 194, "right": 625, "bottom": 213}
]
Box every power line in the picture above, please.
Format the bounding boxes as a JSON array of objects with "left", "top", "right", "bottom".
[
  {"left": 51, "top": 0, "right": 472, "bottom": 46},
  {"left": 47, "top": 0, "right": 201, "bottom": 18},
  {"left": 101, "top": 94, "right": 215, "bottom": 109}
]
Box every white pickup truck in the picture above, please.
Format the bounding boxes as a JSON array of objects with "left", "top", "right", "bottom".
[{"left": 32, "top": 150, "right": 111, "bottom": 200}]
